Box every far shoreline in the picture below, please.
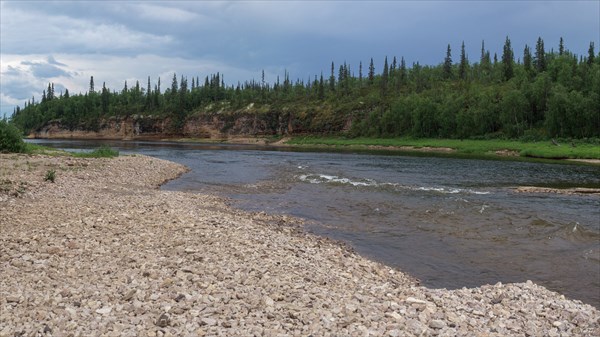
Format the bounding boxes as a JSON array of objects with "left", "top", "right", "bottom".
[{"left": 27, "top": 133, "right": 600, "bottom": 166}]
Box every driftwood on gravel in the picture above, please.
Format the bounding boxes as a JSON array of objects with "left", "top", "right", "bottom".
[{"left": 1, "top": 154, "right": 598, "bottom": 337}]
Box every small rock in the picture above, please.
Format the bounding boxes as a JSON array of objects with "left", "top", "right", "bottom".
[
  {"left": 122, "top": 289, "right": 136, "bottom": 301},
  {"left": 65, "top": 307, "right": 77, "bottom": 316},
  {"left": 429, "top": 319, "right": 446, "bottom": 329},
  {"left": 43, "top": 325, "right": 52, "bottom": 334},
  {"left": 6, "top": 296, "right": 20, "bottom": 303},
  {"left": 385, "top": 311, "right": 403, "bottom": 320},
  {"left": 95, "top": 307, "right": 112, "bottom": 315},
  {"left": 200, "top": 317, "right": 217, "bottom": 326},
  {"left": 156, "top": 313, "right": 170, "bottom": 328}
]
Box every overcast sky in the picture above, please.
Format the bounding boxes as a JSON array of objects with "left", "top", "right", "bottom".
[{"left": 1, "top": 0, "right": 599, "bottom": 118}]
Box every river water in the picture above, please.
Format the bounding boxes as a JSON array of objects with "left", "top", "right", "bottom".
[{"left": 28, "top": 139, "right": 600, "bottom": 307}]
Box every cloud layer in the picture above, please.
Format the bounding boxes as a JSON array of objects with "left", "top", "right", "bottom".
[{"left": 1, "top": 1, "right": 599, "bottom": 117}]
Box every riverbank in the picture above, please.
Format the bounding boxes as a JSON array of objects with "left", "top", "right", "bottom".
[
  {"left": 1, "top": 154, "right": 599, "bottom": 336},
  {"left": 284, "top": 136, "right": 600, "bottom": 163},
  {"left": 28, "top": 132, "right": 600, "bottom": 165},
  {"left": 161, "top": 136, "right": 600, "bottom": 165}
]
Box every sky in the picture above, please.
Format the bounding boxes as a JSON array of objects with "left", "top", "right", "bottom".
[{"left": 1, "top": 0, "right": 599, "bottom": 118}]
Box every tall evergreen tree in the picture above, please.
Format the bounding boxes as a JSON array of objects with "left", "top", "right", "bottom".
[
  {"left": 559, "top": 37, "right": 565, "bottom": 55},
  {"left": 358, "top": 61, "right": 363, "bottom": 84},
  {"left": 89, "top": 76, "right": 95, "bottom": 93},
  {"left": 171, "top": 73, "right": 178, "bottom": 101},
  {"left": 523, "top": 44, "right": 533, "bottom": 74},
  {"left": 381, "top": 56, "right": 389, "bottom": 94},
  {"left": 399, "top": 57, "right": 407, "bottom": 84},
  {"left": 101, "top": 82, "right": 109, "bottom": 114},
  {"left": 368, "top": 58, "right": 375, "bottom": 84},
  {"left": 534, "top": 37, "right": 546, "bottom": 72},
  {"left": 458, "top": 41, "right": 468, "bottom": 80},
  {"left": 46, "top": 83, "right": 53, "bottom": 101},
  {"left": 329, "top": 62, "right": 335, "bottom": 92},
  {"left": 588, "top": 42, "right": 595, "bottom": 66},
  {"left": 443, "top": 44, "right": 453, "bottom": 79},
  {"left": 480, "top": 40, "right": 486, "bottom": 64},
  {"left": 318, "top": 72, "right": 324, "bottom": 99},
  {"left": 501, "top": 36, "right": 514, "bottom": 80}
]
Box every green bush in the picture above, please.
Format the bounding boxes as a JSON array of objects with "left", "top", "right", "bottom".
[
  {"left": 44, "top": 169, "right": 56, "bottom": 183},
  {"left": 0, "top": 120, "right": 26, "bottom": 153}
]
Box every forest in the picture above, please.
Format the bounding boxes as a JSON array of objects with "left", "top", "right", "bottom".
[{"left": 9, "top": 37, "right": 600, "bottom": 140}]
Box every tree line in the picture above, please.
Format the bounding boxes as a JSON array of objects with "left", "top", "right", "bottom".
[{"left": 10, "top": 36, "right": 600, "bottom": 139}]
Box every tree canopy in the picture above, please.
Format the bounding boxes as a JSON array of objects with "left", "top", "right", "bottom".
[{"left": 10, "top": 37, "right": 600, "bottom": 140}]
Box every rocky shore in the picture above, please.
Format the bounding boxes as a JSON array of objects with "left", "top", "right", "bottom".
[{"left": 1, "top": 154, "right": 598, "bottom": 337}]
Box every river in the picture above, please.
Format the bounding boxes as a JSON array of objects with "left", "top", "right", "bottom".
[{"left": 28, "top": 139, "right": 600, "bottom": 307}]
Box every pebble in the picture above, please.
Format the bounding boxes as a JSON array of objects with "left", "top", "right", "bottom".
[{"left": 96, "top": 307, "right": 112, "bottom": 315}]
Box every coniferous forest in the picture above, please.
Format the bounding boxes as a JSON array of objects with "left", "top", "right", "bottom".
[{"left": 9, "top": 37, "right": 600, "bottom": 140}]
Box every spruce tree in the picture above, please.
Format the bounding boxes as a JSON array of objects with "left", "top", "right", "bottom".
[
  {"left": 480, "top": 40, "right": 486, "bottom": 64},
  {"left": 523, "top": 44, "right": 533, "bottom": 74},
  {"left": 171, "top": 73, "right": 178, "bottom": 102},
  {"left": 458, "top": 41, "right": 468, "bottom": 80},
  {"left": 318, "top": 72, "right": 325, "bottom": 99},
  {"left": 535, "top": 37, "right": 546, "bottom": 72},
  {"left": 501, "top": 36, "right": 514, "bottom": 81},
  {"left": 89, "top": 76, "right": 95, "bottom": 93},
  {"left": 359, "top": 61, "right": 363, "bottom": 84},
  {"left": 588, "top": 42, "right": 595, "bottom": 66},
  {"left": 101, "top": 82, "right": 109, "bottom": 114},
  {"left": 559, "top": 37, "right": 565, "bottom": 56},
  {"left": 368, "top": 58, "right": 375, "bottom": 84},
  {"left": 381, "top": 56, "right": 389, "bottom": 94},
  {"left": 399, "top": 57, "right": 406, "bottom": 83},
  {"left": 47, "top": 83, "right": 53, "bottom": 101},
  {"left": 443, "top": 44, "right": 453, "bottom": 79},
  {"left": 329, "top": 62, "right": 335, "bottom": 92}
]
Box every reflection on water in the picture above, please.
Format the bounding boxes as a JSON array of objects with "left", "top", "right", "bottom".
[{"left": 28, "top": 139, "right": 600, "bottom": 307}]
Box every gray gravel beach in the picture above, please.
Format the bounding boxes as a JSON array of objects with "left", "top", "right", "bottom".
[{"left": 1, "top": 154, "right": 598, "bottom": 336}]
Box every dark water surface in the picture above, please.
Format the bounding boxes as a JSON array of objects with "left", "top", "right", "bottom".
[{"left": 29, "top": 139, "right": 600, "bottom": 307}]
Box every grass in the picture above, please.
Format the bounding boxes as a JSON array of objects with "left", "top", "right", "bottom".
[
  {"left": 286, "top": 136, "right": 600, "bottom": 160},
  {"left": 72, "top": 145, "right": 119, "bottom": 158},
  {"left": 22, "top": 143, "right": 120, "bottom": 158}
]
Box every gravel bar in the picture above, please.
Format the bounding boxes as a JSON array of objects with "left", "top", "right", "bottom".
[{"left": 1, "top": 154, "right": 598, "bottom": 337}]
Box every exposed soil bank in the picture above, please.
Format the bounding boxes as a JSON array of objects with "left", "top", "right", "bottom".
[{"left": 1, "top": 154, "right": 599, "bottom": 336}]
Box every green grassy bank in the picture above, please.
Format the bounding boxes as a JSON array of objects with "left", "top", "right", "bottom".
[{"left": 286, "top": 137, "right": 600, "bottom": 161}]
